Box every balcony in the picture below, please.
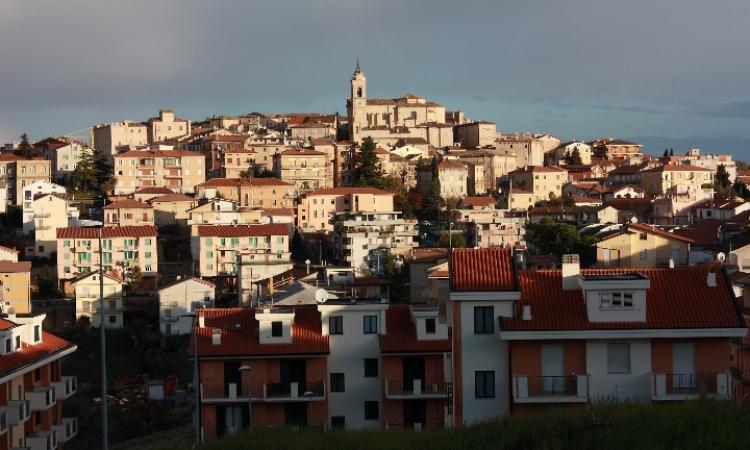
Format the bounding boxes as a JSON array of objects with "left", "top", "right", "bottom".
[
  {"left": 264, "top": 381, "right": 325, "bottom": 402},
  {"left": 51, "top": 418, "right": 77, "bottom": 443},
  {"left": 512, "top": 375, "right": 589, "bottom": 403},
  {"left": 0, "top": 408, "right": 7, "bottom": 435},
  {"left": 2, "top": 400, "right": 31, "bottom": 426},
  {"left": 200, "top": 382, "right": 264, "bottom": 403},
  {"left": 25, "top": 431, "right": 57, "bottom": 450},
  {"left": 384, "top": 379, "right": 450, "bottom": 400},
  {"left": 27, "top": 386, "right": 56, "bottom": 411},
  {"left": 35, "top": 212, "right": 51, "bottom": 218},
  {"left": 651, "top": 373, "right": 731, "bottom": 401},
  {"left": 52, "top": 376, "right": 77, "bottom": 401}
]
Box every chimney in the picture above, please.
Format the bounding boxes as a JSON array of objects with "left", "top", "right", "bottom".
[
  {"left": 522, "top": 302, "right": 532, "bottom": 321},
  {"left": 668, "top": 258, "right": 675, "bottom": 268},
  {"left": 562, "top": 254, "right": 580, "bottom": 290},
  {"left": 707, "top": 271, "right": 717, "bottom": 288},
  {"left": 198, "top": 312, "right": 205, "bottom": 328},
  {"left": 211, "top": 329, "right": 222, "bottom": 345}
]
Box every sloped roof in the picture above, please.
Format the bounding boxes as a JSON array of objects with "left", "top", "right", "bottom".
[
  {"left": 135, "top": 187, "right": 174, "bottom": 195},
  {"left": 0, "top": 261, "right": 31, "bottom": 273},
  {"left": 198, "top": 177, "right": 291, "bottom": 187},
  {"left": 196, "top": 223, "right": 289, "bottom": 237},
  {"left": 501, "top": 267, "right": 743, "bottom": 332},
  {"left": 451, "top": 248, "right": 517, "bottom": 292},
  {"left": 150, "top": 193, "right": 196, "bottom": 203},
  {"left": 598, "top": 222, "right": 695, "bottom": 244},
  {"left": 158, "top": 277, "right": 215, "bottom": 292},
  {"left": 379, "top": 305, "right": 451, "bottom": 353},
  {"left": 57, "top": 225, "right": 158, "bottom": 239},
  {"left": 305, "top": 187, "right": 392, "bottom": 196},
  {"left": 103, "top": 199, "right": 152, "bottom": 209},
  {"left": 461, "top": 197, "right": 496, "bottom": 209},
  {"left": 0, "top": 328, "right": 75, "bottom": 378},
  {"left": 116, "top": 149, "right": 203, "bottom": 158}
]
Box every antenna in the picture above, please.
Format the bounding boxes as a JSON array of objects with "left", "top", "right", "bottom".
[{"left": 315, "top": 288, "right": 329, "bottom": 304}]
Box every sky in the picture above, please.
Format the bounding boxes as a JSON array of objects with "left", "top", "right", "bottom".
[{"left": 1, "top": 0, "right": 749, "bottom": 160}]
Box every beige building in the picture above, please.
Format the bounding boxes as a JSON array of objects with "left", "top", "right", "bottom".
[
  {"left": 548, "top": 141, "right": 593, "bottom": 165},
  {"left": 193, "top": 223, "right": 291, "bottom": 278},
  {"left": 133, "top": 186, "right": 176, "bottom": 202},
  {"left": 147, "top": 109, "right": 191, "bottom": 143},
  {"left": 74, "top": 271, "right": 124, "bottom": 328},
  {"left": 296, "top": 187, "right": 394, "bottom": 232},
  {"left": 591, "top": 138, "right": 643, "bottom": 160},
  {"left": 247, "top": 144, "right": 295, "bottom": 172},
  {"left": 468, "top": 216, "right": 526, "bottom": 249},
  {"left": 507, "top": 165, "right": 568, "bottom": 203},
  {"left": 289, "top": 121, "right": 336, "bottom": 141},
  {"left": 222, "top": 149, "right": 255, "bottom": 178},
  {"left": 113, "top": 149, "right": 205, "bottom": 194},
  {"left": 0, "top": 261, "right": 32, "bottom": 314},
  {"left": 458, "top": 149, "right": 518, "bottom": 193},
  {"left": 15, "top": 159, "right": 52, "bottom": 204},
  {"left": 150, "top": 193, "right": 198, "bottom": 226},
  {"left": 273, "top": 148, "right": 329, "bottom": 194},
  {"left": 31, "top": 194, "right": 71, "bottom": 258},
  {"left": 642, "top": 164, "right": 714, "bottom": 197},
  {"left": 454, "top": 121, "right": 497, "bottom": 148},
  {"left": 34, "top": 137, "right": 88, "bottom": 182},
  {"left": 417, "top": 160, "right": 469, "bottom": 199},
  {"left": 92, "top": 120, "right": 148, "bottom": 160},
  {"left": 159, "top": 277, "right": 215, "bottom": 335},
  {"left": 0, "top": 245, "right": 19, "bottom": 262},
  {"left": 186, "top": 199, "right": 263, "bottom": 226},
  {"left": 595, "top": 222, "right": 693, "bottom": 267},
  {"left": 56, "top": 225, "right": 159, "bottom": 283},
  {"left": 195, "top": 177, "right": 294, "bottom": 208},
  {"left": 495, "top": 133, "right": 560, "bottom": 167},
  {"left": 507, "top": 190, "right": 536, "bottom": 210},
  {"left": 103, "top": 199, "right": 154, "bottom": 227}
]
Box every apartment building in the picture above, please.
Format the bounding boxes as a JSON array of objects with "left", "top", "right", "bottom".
[
  {"left": 147, "top": 109, "right": 191, "bottom": 143},
  {"left": 30, "top": 194, "right": 75, "bottom": 258},
  {"left": 186, "top": 199, "right": 263, "bottom": 227},
  {"left": 595, "top": 223, "right": 694, "bottom": 267},
  {"left": 0, "top": 261, "right": 32, "bottom": 314},
  {"left": 247, "top": 144, "right": 295, "bottom": 173},
  {"left": 195, "top": 178, "right": 294, "bottom": 209},
  {"left": 642, "top": 164, "right": 714, "bottom": 197},
  {"left": 113, "top": 149, "right": 205, "bottom": 195},
  {"left": 547, "top": 141, "right": 593, "bottom": 166},
  {"left": 222, "top": 149, "right": 255, "bottom": 178},
  {"left": 55, "top": 226, "right": 159, "bottom": 284},
  {"left": 458, "top": 149, "right": 518, "bottom": 193},
  {"left": 297, "top": 187, "right": 394, "bottom": 233},
  {"left": 21, "top": 181, "right": 67, "bottom": 232},
  {"left": 0, "top": 312, "right": 78, "bottom": 449},
  {"left": 417, "top": 161, "right": 468, "bottom": 199},
  {"left": 15, "top": 159, "right": 52, "bottom": 205},
  {"left": 465, "top": 215, "right": 526, "bottom": 249},
  {"left": 273, "top": 148, "right": 329, "bottom": 195},
  {"left": 103, "top": 199, "right": 154, "bottom": 227},
  {"left": 193, "top": 224, "right": 291, "bottom": 278},
  {"left": 159, "top": 277, "right": 215, "bottom": 336},
  {"left": 507, "top": 166, "right": 568, "bottom": 204},
  {"left": 33, "top": 137, "right": 88, "bottom": 182},
  {"left": 454, "top": 122, "right": 497, "bottom": 148},
  {"left": 591, "top": 138, "right": 643, "bottom": 160},
  {"left": 74, "top": 271, "right": 124, "bottom": 328},
  {"left": 495, "top": 133, "right": 560, "bottom": 168},
  {"left": 150, "top": 193, "right": 198, "bottom": 226},
  {"left": 0, "top": 245, "right": 19, "bottom": 262},
  {"left": 92, "top": 120, "right": 148, "bottom": 160},
  {"left": 679, "top": 148, "right": 736, "bottom": 181},
  {"left": 331, "top": 211, "right": 418, "bottom": 275},
  {"left": 731, "top": 277, "right": 750, "bottom": 401}
]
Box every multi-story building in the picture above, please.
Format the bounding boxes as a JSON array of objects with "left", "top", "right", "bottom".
[
  {"left": 547, "top": 141, "right": 593, "bottom": 166},
  {"left": 103, "top": 199, "right": 154, "bottom": 227},
  {"left": 417, "top": 160, "right": 468, "bottom": 200},
  {"left": 0, "top": 261, "right": 32, "bottom": 314},
  {"left": 246, "top": 144, "right": 295, "bottom": 173},
  {"left": 195, "top": 178, "right": 294, "bottom": 209},
  {"left": 591, "top": 138, "right": 643, "bottom": 160},
  {"left": 273, "top": 148, "right": 329, "bottom": 195},
  {"left": 158, "top": 277, "right": 215, "bottom": 336},
  {"left": 150, "top": 193, "right": 198, "bottom": 226},
  {"left": 494, "top": 133, "right": 560, "bottom": 168},
  {"left": 146, "top": 109, "right": 191, "bottom": 143},
  {"left": 55, "top": 225, "right": 159, "bottom": 284},
  {"left": 193, "top": 224, "right": 291, "bottom": 278},
  {"left": 465, "top": 214, "right": 526, "bottom": 249},
  {"left": 0, "top": 312, "right": 78, "bottom": 448},
  {"left": 21, "top": 181, "right": 67, "bottom": 233},
  {"left": 454, "top": 122, "right": 497, "bottom": 148},
  {"left": 296, "top": 187, "right": 394, "bottom": 233},
  {"left": 33, "top": 137, "right": 88, "bottom": 182},
  {"left": 133, "top": 186, "right": 176, "bottom": 202},
  {"left": 679, "top": 148, "right": 736, "bottom": 181},
  {"left": 92, "top": 120, "right": 148, "bottom": 160},
  {"left": 113, "top": 149, "right": 205, "bottom": 195},
  {"left": 0, "top": 245, "right": 19, "bottom": 262},
  {"left": 74, "top": 271, "right": 124, "bottom": 328},
  {"left": 458, "top": 149, "right": 518, "bottom": 193},
  {"left": 642, "top": 164, "right": 714, "bottom": 197},
  {"left": 222, "top": 149, "right": 255, "bottom": 178},
  {"left": 507, "top": 166, "right": 568, "bottom": 204},
  {"left": 595, "top": 222, "right": 693, "bottom": 267},
  {"left": 15, "top": 159, "right": 52, "bottom": 205},
  {"left": 29, "top": 194, "right": 76, "bottom": 258},
  {"left": 331, "top": 211, "right": 418, "bottom": 274},
  {"left": 186, "top": 199, "right": 263, "bottom": 227}
]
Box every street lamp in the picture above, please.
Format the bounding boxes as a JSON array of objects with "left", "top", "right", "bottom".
[
  {"left": 181, "top": 313, "right": 200, "bottom": 445},
  {"left": 449, "top": 223, "right": 455, "bottom": 249},
  {"left": 238, "top": 365, "right": 252, "bottom": 431},
  {"left": 98, "top": 224, "right": 109, "bottom": 450}
]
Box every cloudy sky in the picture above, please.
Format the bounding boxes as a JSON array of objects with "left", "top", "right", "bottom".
[{"left": 1, "top": 0, "right": 749, "bottom": 158}]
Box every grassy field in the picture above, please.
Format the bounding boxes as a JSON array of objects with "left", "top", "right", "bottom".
[{"left": 193, "top": 400, "right": 750, "bottom": 450}]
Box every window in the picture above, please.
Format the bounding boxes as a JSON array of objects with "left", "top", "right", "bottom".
[
  {"left": 363, "top": 315, "right": 378, "bottom": 334},
  {"left": 34, "top": 411, "right": 42, "bottom": 426},
  {"left": 475, "top": 371, "right": 495, "bottom": 398},
  {"left": 474, "top": 306, "right": 494, "bottom": 334},
  {"left": 330, "top": 373, "right": 345, "bottom": 392},
  {"left": 15, "top": 336, "right": 20, "bottom": 350},
  {"left": 640, "top": 249, "right": 648, "bottom": 261},
  {"left": 4, "top": 339, "right": 10, "bottom": 353},
  {"left": 364, "top": 358, "right": 378, "bottom": 377},
  {"left": 331, "top": 416, "right": 346, "bottom": 428},
  {"left": 600, "top": 292, "right": 634, "bottom": 309},
  {"left": 364, "top": 401, "right": 379, "bottom": 420},
  {"left": 34, "top": 367, "right": 41, "bottom": 382},
  {"left": 34, "top": 325, "right": 40, "bottom": 342},
  {"left": 271, "top": 321, "right": 282, "bottom": 337},
  {"left": 607, "top": 343, "right": 631, "bottom": 374},
  {"left": 329, "top": 316, "right": 343, "bottom": 335},
  {"left": 426, "top": 318, "right": 436, "bottom": 334},
  {"left": 109, "top": 315, "right": 116, "bottom": 324},
  {"left": 639, "top": 232, "right": 647, "bottom": 240}
]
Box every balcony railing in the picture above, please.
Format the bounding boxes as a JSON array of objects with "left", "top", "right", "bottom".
[
  {"left": 383, "top": 422, "right": 446, "bottom": 430},
  {"left": 25, "top": 430, "right": 57, "bottom": 450},
  {"left": 200, "top": 382, "right": 264, "bottom": 402},
  {"left": 384, "top": 379, "right": 450, "bottom": 399},
  {"left": 51, "top": 418, "right": 77, "bottom": 443},
  {"left": 2, "top": 400, "right": 30, "bottom": 426},
  {"left": 27, "top": 386, "right": 56, "bottom": 411},
  {"left": 651, "top": 373, "right": 730, "bottom": 400},
  {"left": 52, "top": 376, "right": 77, "bottom": 401},
  {"left": 265, "top": 381, "right": 325, "bottom": 402},
  {"left": 512, "top": 375, "right": 589, "bottom": 403}
]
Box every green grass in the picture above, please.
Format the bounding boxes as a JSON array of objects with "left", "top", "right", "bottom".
[{"left": 194, "top": 400, "right": 750, "bottom": 450}]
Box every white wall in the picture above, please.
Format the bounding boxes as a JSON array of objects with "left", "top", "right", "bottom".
[
  {"left": 159, "top": 279, "right": 215, "bottom": 335},
  {"left": 586, "top": 339, "right": 652, "bottom": 401}
]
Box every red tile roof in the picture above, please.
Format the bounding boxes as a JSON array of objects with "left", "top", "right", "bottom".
[
  {"left": 438, "top": 160, "right": 467, "bottom": 170},
  {"left": 261, "top": 208, "right": 294, "bottom": 216},
  {"left": 116, "top": 149, "right": 203, "bottom": 158},
  {"left": 673, "top": 219, "right": 723, "bottom": 246},
  {"left": 643, "top": 164, "right": 712, "bottom": 173},
  {"left": 0, "top": 261, "right": 31, "bottom": 273},
  {"left": 195, "top": 307, "right": 329, "bottom": 356},
  {"left": 0, "top": 245, "right": 19, "bottom": 254},
  {"left": 135, "top": 187, "right": 174, "bottom": 195},
  {"left": 0, "top": 155, "right": 23, "bottom": 161},
  {"left": 198, "top": 177, "right": 291, "bottom": 187},
  {"left": 461, "top": 197, "right": 496, "bottom": 208},
  {"left": 0, "top": 328, "right": 75, "bottom": 378},
  {"left": 405, "top": 248, "right": 450, "bottom": 264},
  {"left": 450, "top": 248, "right": 517, "bottom": 292},
  {"left": 279, "top": 148, "right": 325, "bottom": 156},
  {"left": 197, "top": 223, "right": 289, "bottom": 237},
  {"left": 379, "top": 305, "right": 451, "bottom": 353},
  {"left": 305, "top": 187, "right": 392, "bottom": 196},
  {"left": 599, "top": 223, "right": 695, "bottom": 244},
  {"left": 57, "top": 225, "right": 158, "bottom": 239},
  {"left": 502, "top": 267, "right": 743, "bottom": 332},
  {"left": 509, "top": 165, "right": 567, "bottom": 175},
  {"left": 103, "top": 199, "right": 152, "bottom": 209},
  {"left": 149, "top": 193, "right": 196, "bottom": 203}
]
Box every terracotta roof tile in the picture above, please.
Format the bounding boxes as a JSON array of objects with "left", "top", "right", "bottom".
[
  {"left": 379, "top": 305, "right": 450, "bottom": 353},
  {"left": 134, "top": 187, "right": 174, "bottom": 195},
  {"left": 0, "top": 261, "right": 31, "bottom": 273},
  {"left": 461, "top": 197, "right": 496, "bottom": 208},
  {"left": 149, "top": 193, "right": 196, "bottom": 203},
  {"left": 199, "top": 177, "right": 291, "bottom": 187},
  {"left": 450, "top": 248, "right": 517, "bottom": 292},
  {"left": 103, "top": 199, "right": 152, "bottom": 209},
  {"left": 57, "top": 225, "right": 158, "bottom": 239},
  {"left": 305, "top": 187, "right": 392, "bottom": 196},
  {"left": 599, "top": 223, "right": 695, "bottom": 244},
  {"left": 196, "top": 223, "right": 289, "bottom": 237},
  {"left": 0, "top": 329, "right": 75, "bottom": 378},
  {"left": 116, "top": 149, "right": 203, "bottom": 158}
]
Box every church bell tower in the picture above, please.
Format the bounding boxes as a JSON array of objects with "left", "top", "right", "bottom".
[{"left": 348, "top": 58, "right": 367, "bottom": 143}]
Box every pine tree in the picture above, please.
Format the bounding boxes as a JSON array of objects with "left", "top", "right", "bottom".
[
  {"left": 14, "top": 133, "right": 34, "bottom": 158},
  {"left": 353, "top": 137, "right": 384, "bottom": 188},
  {"left": 564, "top": 148, "right": 583, "bottom": 165},
  {"left": 71, "top": 147, "right": 98, "bottom": 192},
  {"left": 421, "top": 158, "right": 444, "bottom": 220},
  {"left": 663, "top": 149, "right": 669, "bottom": 158}
]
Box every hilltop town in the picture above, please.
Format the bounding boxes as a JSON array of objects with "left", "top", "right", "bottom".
[{"left": 1, "top": 64, "right": 749, "bottom": 448}]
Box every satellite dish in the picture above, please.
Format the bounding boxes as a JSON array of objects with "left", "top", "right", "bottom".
[
  {"left": 717, "top": 252, "right": 726, "bottom": 262},
  {"left": 315, "top": 289, "right": 329, "bottom": 304}
]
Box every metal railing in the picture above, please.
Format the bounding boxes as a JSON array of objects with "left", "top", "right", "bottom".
[
  {"left": 524, "top": 376, "right": 579, "bottom": 397},
  {"left": 201, "top": 382, "right": 264, "bottom": 400},
  {"left": 385, "top": 379, "right": 449, "bottom": 397},
  {"left": 266, "top": 381, "right": 325, "bottom": 399},
  {"left": 665, "top": 373, "right": 717, "bottom": 395}
]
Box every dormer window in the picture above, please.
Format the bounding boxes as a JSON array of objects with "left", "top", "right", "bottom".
[
  {"left": 34, "top": 325, "right": 40, "bottom": 342},
  {"left": 15, "top": 336, "right": 20, "bottom": 350},
  {"left": 271, "top": 321, "right": 282, "bottom": 337},
  {"left": 425, "top": 318, "right": 436, "bottom": 334},
  {"left": 600, "top": 291, "right": 634, "bottom": 309}
]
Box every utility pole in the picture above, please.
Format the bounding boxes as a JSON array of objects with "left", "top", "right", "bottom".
[{"left": 98, "top": 224, "right": 109, "bottom": 450}]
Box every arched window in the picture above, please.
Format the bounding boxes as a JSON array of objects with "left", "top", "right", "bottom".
[{"left": 357, "top": 87, "right": 362, "bottom": 97}]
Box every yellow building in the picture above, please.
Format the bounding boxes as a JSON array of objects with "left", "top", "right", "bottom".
[
  {"left": 113, "top": 149, "right": 205, "bottom": 195},
  {"left": 194, "top": 177, "right": 294, "bottom": 208},
  {"left": 150, "top": 193, "right": 198, "bottom": 226},
  {"left": 74, "top": 271, "right": 124, "bottom": 328},
  {"left": 103, "top": 199, "right": 154, "bottom": 227},
  {"left": 296, "top": 187, "right": 395, "bottom": 232},
  {"left": 641, "top": 164, "right": 714, "bottom": 197},
  {"left": 15, "top": 159, "right": 52, "bottom": 204},
  {"left": 0, "top": 261, "right": 32, "bottom": 314},
  {"left": 222, "top": 149, "right": 255, "bottom": 178},
  {"left": 273, "top": 148, "right": 329, "bottom": 194},
  {"left": 595, "top": 222, "right": 693, "bottom": 268},
  {"left": 507, "top": 165, "right": 568, "bottom": 204},
  {"left": 146, "top": 109, "right": 191, "bottom": 143}
]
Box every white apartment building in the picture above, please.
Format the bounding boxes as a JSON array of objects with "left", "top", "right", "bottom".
[
  {"left": 159, "top": 277, "right": 215, "bottom": 336},
  {"left": 74, "top": 271, "right": 124, "bottom": 328}
]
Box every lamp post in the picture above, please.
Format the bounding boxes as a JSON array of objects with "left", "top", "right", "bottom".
[
  {"left": 238, "top": 365, "right": 252, "bottom": 431},
  {"left": 181, "top": 313, "right": 200, "bottom": 445},
  {"left": 449, "top": 222, "right": 454, "bottom": 249},
  {"left": 98, "top": 224, "right": 109, "bottom": 450}
]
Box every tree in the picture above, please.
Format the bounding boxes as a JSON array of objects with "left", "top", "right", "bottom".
[
  {"left": 733, "top": 179, "right": 750, "bottom": 200},
  {"left": 128, "top": 266, "right": 143, "bottom": 291},
  {"left": 564, "top": 148, "right": 583, "bottom": 166},
  {"left": 254, "top": 167, "right": 275, "bottom": 178},
  {"left": 663, "top": 149, "right": 669, "bottom": 158},
  {"left": 420, "top": 158, "right": 444, "bottom": 220},
  {"left": 439, "top": 231, "right": 465, "bottom": 248},
  {"left": 669, "top": 148, "right": 674, "bottom": 157},
  {"left": 14, "top": 133, "right": 34, "bottom": 158},
  {"left": 239, "top": 168, "right": 253, "bottom": 179},
  {"left": 525, "top": 218, "right": 597, "bottom": 266},
  {"left": 714, "top": 164, "right": 732, "bottom": 199},
  {"left": 71, "top": 148, "right": 98, "bottom": 192},
  {"left": 352, "top": 136, "right": 384, "bottom": 188},
  {"left": 382, "top": 174, "right": 414, "bottom": 219}
]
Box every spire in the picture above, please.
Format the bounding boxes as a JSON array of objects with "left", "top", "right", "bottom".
[{"left": 355, "top": 57, "right": 361, "bottom": 73}]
